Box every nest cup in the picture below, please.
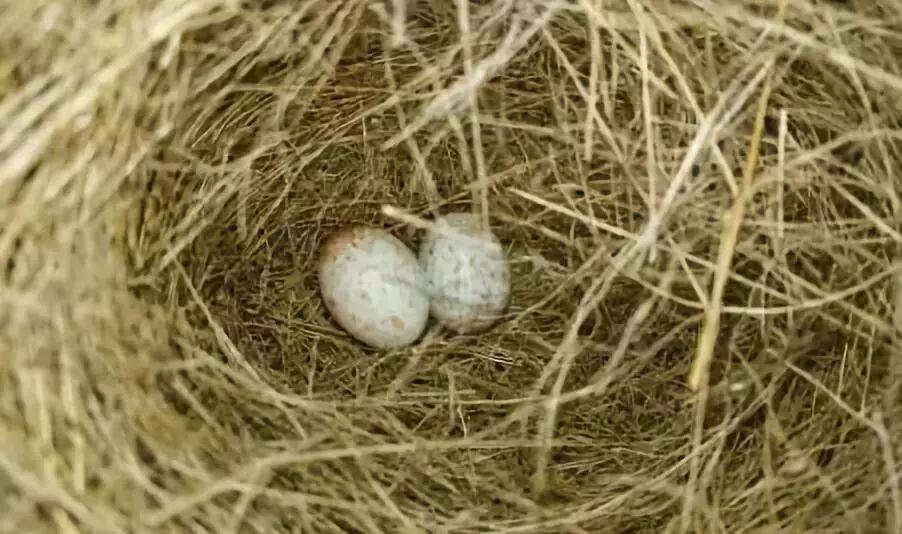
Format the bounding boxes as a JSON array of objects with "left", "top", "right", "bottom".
[{"left": 3, "top": 1, "right": 902, "bottom": 532}]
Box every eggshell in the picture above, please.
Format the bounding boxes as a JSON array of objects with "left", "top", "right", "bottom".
[
  {"left": 418, "top": 212, "right": 510, "bottom": 333},
  {"left": 318, "top": 226, "right": 429, "bottom": 348}
]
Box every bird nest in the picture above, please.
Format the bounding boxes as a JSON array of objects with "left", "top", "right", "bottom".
[{"left": 2, "top": 1, "right": 901, "bottom": 532}]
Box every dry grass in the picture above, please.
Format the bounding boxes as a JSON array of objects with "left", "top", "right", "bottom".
[{"left": 2, "top": 0, "right": 902, "bottom": 532}]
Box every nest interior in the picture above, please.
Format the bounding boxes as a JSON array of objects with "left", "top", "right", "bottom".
[{"left": 3, "top": 0, "right": 902, "bottom": 533}]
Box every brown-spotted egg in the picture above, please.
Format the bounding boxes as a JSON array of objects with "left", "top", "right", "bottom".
[{"left": 318, "top": 226, "right": 429, "bottom": 348}]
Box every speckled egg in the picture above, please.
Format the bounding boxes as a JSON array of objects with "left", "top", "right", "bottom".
[
  {"left": 418, "top": 212, "right": 510, "bottom": 333},
  {"left": 318, "top": 226, "right": 429, "bottom": 349}
]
